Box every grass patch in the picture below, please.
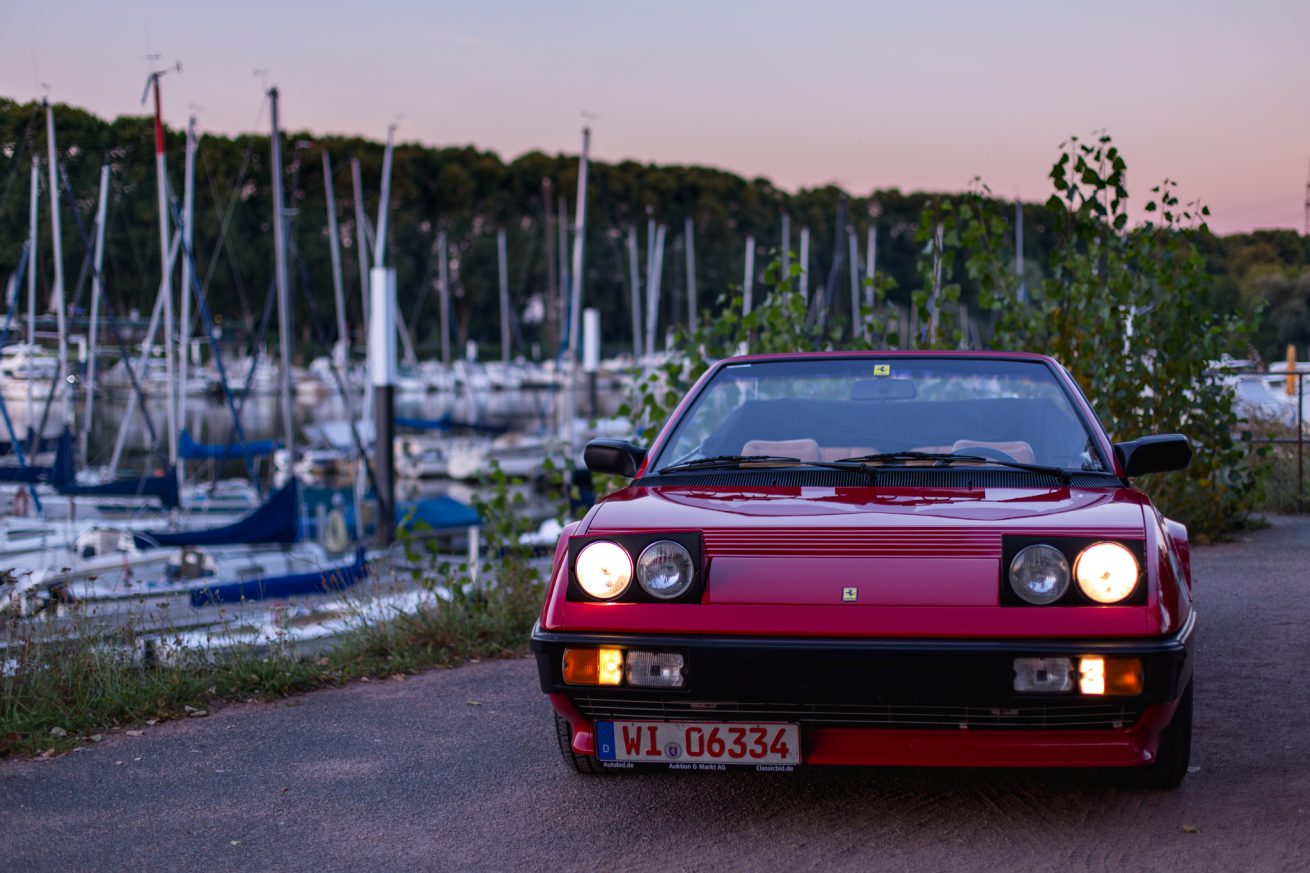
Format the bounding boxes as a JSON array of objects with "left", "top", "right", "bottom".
[
  {"left": 3, "top": 459, "right": 564, "bottom": 759},
  {"left": 1, "top": 578, "right": 541, "bottom": 758}
]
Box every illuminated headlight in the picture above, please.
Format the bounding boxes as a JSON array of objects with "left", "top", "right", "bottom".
[
  {"left": 636, "top": 540, "right": 695, "bottom": 600},
  {"left": 1009, "top": 544, "right": 1070, "bottom": 605},
  {"left": 1074, "top": 542, "right": 1139, "bottom": 604},
  {"left": 625, "top": 651, "right": 685, "bottom": 688},
  {"left": 575, "top": 541, "right": 632, "bottom": 600}
]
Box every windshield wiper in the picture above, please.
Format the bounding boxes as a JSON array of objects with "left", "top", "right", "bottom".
[
  {"left": 835, "top": 451, "right": 1075, "bottom": 484},
  {"left": 658, "top": 454, "right": 806, "bottom": 474}
]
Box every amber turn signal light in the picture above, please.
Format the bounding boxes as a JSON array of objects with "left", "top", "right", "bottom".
[
  {"left": 1078, "top": 656, "right": 1143, "bottom": 696},
  {"left": 562, "top": 647, "right": 624, "bottom": 686}
]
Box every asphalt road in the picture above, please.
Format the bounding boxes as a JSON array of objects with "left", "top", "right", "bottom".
[{"left": 3, "top": 518, "right": 1309, "bottom": 873}]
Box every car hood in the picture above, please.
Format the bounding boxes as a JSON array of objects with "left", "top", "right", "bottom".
[{"left": 586, "top": 483, "right": 1146, "bottom": 533}]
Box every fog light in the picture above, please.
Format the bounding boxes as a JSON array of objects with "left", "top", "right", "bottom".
[
  {"left": 1079, "top": 656, "right": 1106, "bottom": 695},
  {"left": 1013, "top": 657, "right": 1074, "bottom": 693},
  {"left": 562, "top": 647, "right": 625, "bottom": 686},
  {"left": 597, "top": 647, "right": 624, "bottom": 686},
  {"left": 1078, "top": 656, "right": 1144, "bottom": 695},
  {"left": 625, "top": 651, "right": 685, "bottom": 688}
]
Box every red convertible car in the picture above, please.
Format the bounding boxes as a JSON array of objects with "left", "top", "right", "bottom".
[{"left": 532, "top": 351, "right": 1195, "bottom": 787}]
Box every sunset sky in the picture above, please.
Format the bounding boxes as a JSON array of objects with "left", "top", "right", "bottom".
[{"left": 2, "top": 0, "right": 1308, "bottom": 235}]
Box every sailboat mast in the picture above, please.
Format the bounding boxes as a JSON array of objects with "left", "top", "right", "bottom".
[
  {"left": 542, "top": 179, "right": 557, "bottom": 357},
  {"left": 350, "top": 158, "right": 371, "bottom": 333},
  {"left": 497, "top": 227, "right": 510, "bottom": 365},
  {"left": 268, "top": 86, "right": 296, "bottom": 465},
  {"left": 1015, "top": 198, "right": 1026, "bottom": 303},
  {"left": 646, "top": 224, "right": 665, "bottom": 357},
  {"left": 565, "top": 126, "right": 590, "bottom": 449},
  {"left": 556, "top": 196, "right": 569, "bottom": 338},
  {"left": 147, "top": 76, "right": 179, "bottom": 472},
  {"left": 798, "top": 227, "right": 810, "bottom": 304},
  {"left": 178, "top": 113, "right": 197, "bottom": 483},
  {"left": 627, "top": 225, "right": 642, "bottom": 360},
  {"left": 437, "top": 230, "right": 450, "bottom": 367},
  {"left": 780, "top": 213, "right": 791, "bottom": 288},
  {"left": 848, "top": 227, "right": 860, "bottom": 340},
  {"left": 742, "top": 234, "right": 755, "bottom": 318},
  {"left": 374, "top": 125, "right": 395, "bottom": 267},
  {"left": 322, "top": 151, "right": 349, "bottom": 363},
  {"left": 82, "top": 163, "right": 109, "bottom": 463},
  {"left": 26, "top": 158, "right": 37, "bottom": 431},
  {"left": 43, "top": 101, "right": 68, "bottom": 425},
  {"left": 866, "top": 226, "right": 878, "bottom": 344},
  {"left": 684, "top": 216, "right": 697, "bottom": 334}
]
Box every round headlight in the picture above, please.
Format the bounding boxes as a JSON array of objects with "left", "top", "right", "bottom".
[
  {"left": 575, "top": 541, "right": 632, "bottom": 600},
  {"left": 636, "top": 540, "right": 695, "bottom": 600},
  {"left": 1075, "top": 542, "right": 1139, "bottom": 604},
  {"left": 1009, "top": 544, "right": 1070, "bottom": 605}
]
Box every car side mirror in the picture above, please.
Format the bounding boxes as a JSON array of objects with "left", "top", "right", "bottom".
[
  {"left": 583, "top": 439, "right": 647, "bottom": 478},
  {"left": 1113, "top": 434, "right": 1192, "bottom": 477}
]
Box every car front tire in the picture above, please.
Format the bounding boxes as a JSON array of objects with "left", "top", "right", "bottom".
[
  {"left": 1119, "top": 681, "right": 1193, "bottom": 789},
  {"left": 554, "top": 712, "right": 610, "bottom": 775}
]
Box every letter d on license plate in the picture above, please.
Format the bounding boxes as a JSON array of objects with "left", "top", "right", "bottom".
[{"left": 595, "top": 721, "right": 801, "bottom": 766}]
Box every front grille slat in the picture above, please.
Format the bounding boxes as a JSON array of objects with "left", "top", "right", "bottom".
[{"left": 572, "top": 696, "right": 1140, "bottom": 731}]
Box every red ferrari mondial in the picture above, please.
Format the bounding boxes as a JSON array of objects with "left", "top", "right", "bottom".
[{"left": 532, "top": 351, "right": 1196, "bottom": 787}]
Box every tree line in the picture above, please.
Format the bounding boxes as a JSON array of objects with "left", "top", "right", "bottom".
[{"left": 0, "top": 98, "right": 1306, "bottom": 364}]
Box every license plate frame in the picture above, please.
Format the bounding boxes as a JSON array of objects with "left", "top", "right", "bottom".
[{"left": 595, "top": 720, "right": 801, "bottom": 768}]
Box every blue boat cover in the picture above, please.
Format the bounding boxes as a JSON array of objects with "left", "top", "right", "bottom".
[
  {"left": 57, "top": 465, "right": 180, "bottom": 508},
  {"left": 179, "top": 429, "right": 281, "bottom": 460},
  {"left": 0, "top": 428, "right": 74, "bottom": 486},
  {"left": 394, "top": 414, "right": 451, "bottom": 430},
  {"left": 401, "top": 495, "right": 481, "bottom": 530},
  {"left": 134, "top": 479, "right": 299, "bottom": 549},
  {"left": 395, "top": 415, "right": 510, "bottom": 435},
  {"left": 189, "top": 547, "right": 367, "bottom": 607}
]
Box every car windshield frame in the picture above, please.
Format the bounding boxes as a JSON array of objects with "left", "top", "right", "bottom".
[{"left": 644, "top": 354, "right": 1113, "bottom": 477}]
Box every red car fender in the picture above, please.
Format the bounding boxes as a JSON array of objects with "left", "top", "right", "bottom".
[
  {"left": 541, "top": 520, "right": 584, "bottom": 627},
  {"left": 1164, "top": 517, "right": 1192, "bottom": 589}
]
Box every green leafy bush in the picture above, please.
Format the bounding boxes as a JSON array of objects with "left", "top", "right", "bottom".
[{"left": 620, "top": 134, "right": 1264, "bottom": 538}]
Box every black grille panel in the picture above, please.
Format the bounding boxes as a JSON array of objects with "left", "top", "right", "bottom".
[
  {"left": 571, "top": 695, "right": 1143, "bottom": 731},
  {"left": 638, "top": 469, "right": 1116, "bottom": 489}
]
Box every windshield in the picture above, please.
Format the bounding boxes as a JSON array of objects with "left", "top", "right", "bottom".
[{"left": 650, "top": 357, "right": 1107, "bottom": 473}]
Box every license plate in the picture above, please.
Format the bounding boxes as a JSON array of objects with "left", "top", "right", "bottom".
[{"left": 595, "top": 721, "right": 801, "bottom": 768}]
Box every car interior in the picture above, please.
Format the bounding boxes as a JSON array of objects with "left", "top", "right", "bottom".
[{"left": 703, "top": 397, "right": 1092, "bottom": 468}]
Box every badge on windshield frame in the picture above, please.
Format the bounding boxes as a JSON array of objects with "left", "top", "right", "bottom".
[{"left": 842, "top": 587, "right": 858, "bottom": 602}]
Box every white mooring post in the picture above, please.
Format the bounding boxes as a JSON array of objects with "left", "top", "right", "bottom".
[{"left": 370, "top": 266, "right": 398, "bottom": 547}]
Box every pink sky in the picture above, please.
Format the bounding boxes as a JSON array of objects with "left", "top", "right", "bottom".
[{"left": 3, "top": 0, "right": 1308, "bottom": 235}]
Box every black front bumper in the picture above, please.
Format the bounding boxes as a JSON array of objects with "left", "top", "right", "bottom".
[{"left": 531, "top": 614, "right": 1194, "bottom": 731}]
